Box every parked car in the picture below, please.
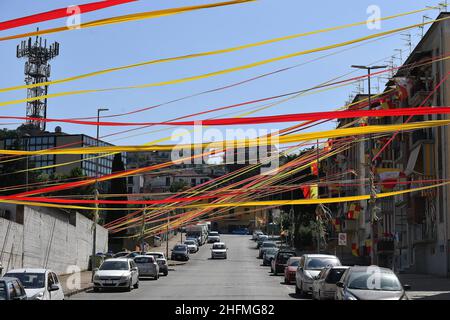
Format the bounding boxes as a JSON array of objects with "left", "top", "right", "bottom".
[
  {"left": 312, "top": 266, "right": 349, "bottom": 300},
  {"left": 232, "top": 228, "right": 249, "bottom": 235},
  {"left": 134, "top": 255, "right": 159, "bottom": 280},
  {"left": 0, "top": 277, "right": 28, "bottom": 300},
  {"left": 185, "top": 237, "right": 199, "bottom": 247},
  {"left": 4, "top": 268, "right": 64, "bottom": 300},
  {"left": 256, "top": 234, "right": 269, "bottom": 248},
  {"left": 184, "top": 239, "right": 199, "bottom": 253},
  {"left": 284, "top": 257, "right": 302, "bottom": 284},
  {"left": 211, "top": 242, "right": 228, "bottom": 259},
  {"left": 295, "top": 254, "right": 341, "bottom": 296},
  {"left": 113, "top": 251, "right": 130, "bottom": 258},
  {"left": 271, "top": 249, "right": 296, "bottom": 275},
  {"left": 125, "top": 251, "right": 145, "bottom": 259},
  {"left": 171, "top": 244, "right": 190, "bottom": 261},
  {"left": 145, "top": 252, "right": 169, "bottom": 276},
  {"left": 207, "top": 235, "right": 221, "bottom": 243},
  {"left": 262, "top": 247, "right": 279, "bottom": 266},
  {"left": 93, "top": 258, "right": 139, "bottom": 292},
  {"left": 252, "top": 230, "right": 264, "bottom": 240},
  {"left": 335, "top": 266, "right": 410, "bottom": 300},
  {"left": 258, "top": 241, "right": 278, "bottom": 259}
]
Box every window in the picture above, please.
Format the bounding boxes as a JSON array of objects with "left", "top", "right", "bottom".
[
  {"left": 128, "top": 177, "right": 133, "bottom": 184},
  {"left": 8, "top": 283, "right": 15, "bottom": 299},
  {"left": 128, "top": 187, "right": 133, "bottom": 194},
  {"left": 166, "top": 177, "right": 170, "bottom": 186}
]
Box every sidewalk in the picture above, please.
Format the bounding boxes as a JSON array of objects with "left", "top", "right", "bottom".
[
  {"left": 399, "top": 274, "right": 450, "bottom": 300},
  {"left": 60, "top": 271, "right": 93, "bottom": 297}
]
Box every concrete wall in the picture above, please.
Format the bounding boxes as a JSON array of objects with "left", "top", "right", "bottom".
[{"left": 0, "top": 205, "right": 108, "bottom": 275}]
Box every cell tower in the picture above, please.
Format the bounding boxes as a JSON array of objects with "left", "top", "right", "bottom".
[{"left": 16, "top": 30, "right": 59, "bottom": 131}]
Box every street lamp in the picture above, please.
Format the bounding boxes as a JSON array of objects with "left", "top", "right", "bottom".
[
  {"left": 92, "top": 108, "right": 109, "bottom": 281},
  {"left": 351, "top": 65, "right": 387, "bottom": 266}
]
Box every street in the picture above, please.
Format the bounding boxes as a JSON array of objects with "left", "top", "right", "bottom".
[{"left": 70, "top": 235, "right": 301, "bottom": 300}]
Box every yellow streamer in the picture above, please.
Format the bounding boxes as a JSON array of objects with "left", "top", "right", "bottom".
[
  {"left": 0, "top": 6, "right": 432, "bottom": 93},
  {"left": 1, "top": 119, "right": 449, "bottom": 155},
  {"left": 0, "top": 0, "right": 255, "bottom": 42},
  {"left": 2, "top": 15, "right": 449, "bottom": 107}
]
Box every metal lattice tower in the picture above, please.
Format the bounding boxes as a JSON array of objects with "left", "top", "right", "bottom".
[{"left": 16, "top": 30, "right": 59, "bottom": 131}]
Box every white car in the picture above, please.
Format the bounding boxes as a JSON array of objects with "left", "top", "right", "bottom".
[
  {"left": 146, "top": 252, "right": 169, "bottom": 276},
  {"left": 134, "top": 255, "right": 159, "bottom": 280},
  {"left": 4, "top": 268, "right": 64, "bottom": 300},
  {"left": 295, "top": 254, "right": 341, "bottom": 296},
  {"left": 211, "top": 242, "right": 228, "bottom": 259},
  {"left": 93, "top": 258, "right": 139, "bottom": 292},
  {"left": 184, "top": 240, "right": 199, "bottom": 253},
  {"left": 312, "top": 266, "right": 349, "bottom": 300}
]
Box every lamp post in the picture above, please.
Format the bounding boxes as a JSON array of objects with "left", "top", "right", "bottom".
[
  {"left": 92, "top": 108, "right": 108, "bottom": 281},
  {"left": 351, "top": 65, "right": 387, "bottom": 266}
]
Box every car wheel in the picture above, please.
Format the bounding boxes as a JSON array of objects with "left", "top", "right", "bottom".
[
  {"left": 273, "top": 268, "right": 277, "bottom": 276},
  {"left": 134, "top": 280, "right": 139, "bottom": 289},
  {"left": 126, "top": 281, "right": 132, "bottom": 292},
  {"left": 299, "top": 282, "right": 305, "bottom": 297},
  {"left": 295, "top": 284, "right": 300, "bottom": 295},
  {"left": 163, "top": 270, "right": 168, "bottom": 276},
  {"left": 93, "top": 287, "right": 100, "bottom": 293},
  {"left": 318, "top": 290, "right": 321, "bottom": 301}
]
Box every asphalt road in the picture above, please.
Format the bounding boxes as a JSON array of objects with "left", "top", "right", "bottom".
[{"left": 70, "top": 234, "right": 302, "bottom": 300}]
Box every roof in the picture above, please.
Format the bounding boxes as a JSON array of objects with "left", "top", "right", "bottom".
[
  {"left": 303, "top": 254, "right": 339, "bottom": 259},
  {"left": 0, "top": 277, "right": 20, "bottom": 282},
  {"left": 5, "top": 268, "right": 49, "bottom": 274},
  {"left": 349, "top": 265, "right": 394, "bottom": 273},
  {"left": 213, "top": 242, "right": 225, "bottom": 245},
  {"left": 103, "top": 258, "right": 130, "bottom": 262}
]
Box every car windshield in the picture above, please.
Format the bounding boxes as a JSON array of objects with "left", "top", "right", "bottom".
[
  {"left": 266, "top": 248, "right": 278, "bottom": 254},
  {"left": 174, "top": 245, "right": 186, "bottom": 251},
  {"left": 134, "top": 257, "right": 153, "bottom": 264},
  {"left": 289, "top": 260, "right": 300, "bottom": 267},
  {"left": 327, "top": 268, "right": 347, "bottom": 283},
  {"left": 209, "top": 232, "right": 219, "bottom": 236},
  {"left": 184, "top": 241, "right": 195, "bottom": 245},
  {"left": 5, "top": 273, "right": 45, "bottom": 289},
  {"left": 148, "top": 253, "right": 163, "bottom": 259},
  {"left": 347, "top": 270, "right": 403, "bottom": 291},
  {"left": 278, "top": 252, "right": 295, "bottom": 263},
  {"left": 0, "top": 282, "right": 6, "bottom": 300},
  {"left": 99, "top": 261, "right": 129, "bottom": 271},
  {"left": 213, "top": 244, "right": 226, "bottom": 249},
  {"left": 306, "top": 258, "right": 340, "bottom": 270},
  {"left": 262, "top": 242, "right": 277, "bottom": 248}
]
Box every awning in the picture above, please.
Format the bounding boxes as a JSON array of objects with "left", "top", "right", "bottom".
[{"left": 405, "top": 145, "right": 421, "bottom": 175}]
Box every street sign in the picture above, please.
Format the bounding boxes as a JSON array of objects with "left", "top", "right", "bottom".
[{"left": 338, "top": 233, "right": 347, "bottom": 246}]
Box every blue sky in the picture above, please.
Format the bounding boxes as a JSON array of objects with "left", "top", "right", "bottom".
[{"left": 0, "top": 0, "right": 442, "bottom": 145}]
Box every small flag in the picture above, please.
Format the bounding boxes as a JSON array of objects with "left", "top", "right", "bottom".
[
  {"left": 351, "top": 243, "right": 359, "bottom": 257},
  {"left": 347, "top": 203, "right": 361, "bottom": 220},
  {"left": 311, "top": 160, "right": 319, "bottom": 176}
]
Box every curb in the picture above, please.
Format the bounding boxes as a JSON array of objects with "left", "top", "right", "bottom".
[{"left": 65, "top": 285, "right": 93, "bottom": 298}]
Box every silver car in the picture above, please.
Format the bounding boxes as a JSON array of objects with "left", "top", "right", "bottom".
[
  {"left": 335, "top": 266, "right": 410, "bottom": 300},
  {"left": 93, "top": 258, "right": 139, "bottom": 292},
  {"left": 312, "top": 266, "right": 349, "bottom": 300},
  {"left": 295, "top": 254, "right": 341, "bottom": 296},
  {"left": 258, "top": 241, "right": 277, "bottom": 259},
  {"left": 134, "top": 255, "right": 159, "bottom": 280},
  {"left": 146, "top": 252, "right": 168, "bottom": 276}
]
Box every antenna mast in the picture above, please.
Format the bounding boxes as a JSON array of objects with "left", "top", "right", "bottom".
[{"left": 16, "top": 29, "right": 59, "bottom": 131}]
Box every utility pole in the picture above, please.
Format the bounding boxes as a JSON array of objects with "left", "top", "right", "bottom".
[
  {"left": 316, "top": 139, "right": 320, "bottom": 254},
  {"left": 92, "top": 108, "right": 108, "bottom": 281},
  {"left": 141, "top": 207, "right": 146, "bottom": 252},
  {"left": 166, "top": 211, "right": 170, "bottom": 260},
  {"left": 351, "top": 65, "right": 387, "bottom": 266}
]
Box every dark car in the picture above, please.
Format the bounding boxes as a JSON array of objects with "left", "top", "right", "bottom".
[
  {"left": 171, "top": 244, "right": 190, "bottom": 261},
  {"left": 271, "top": 249, "right": 296, "bottom": 275},
  {"left": 0, "top": 277, "right": 28, "bottom": 300}
]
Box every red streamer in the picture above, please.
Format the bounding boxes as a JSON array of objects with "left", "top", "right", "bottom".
[{"left": 0, "top": 0, "right": 136, "bottom": 31}]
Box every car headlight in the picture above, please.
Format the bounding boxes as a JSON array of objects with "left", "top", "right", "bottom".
[
  {"left": 93, "top": 274, "right": 100, "bottom": 281},
  {"left": 344, "top": 291, "right": 358, "bottom": 300},
  {"left": 304, "top": 272, "right": 314, "bottom": 281},
  {"left": 121, "top": 275, "right": 130, "bottom": 281},
  {"left": 32, "top": 291, "right": 44, "bottom": 300}
]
